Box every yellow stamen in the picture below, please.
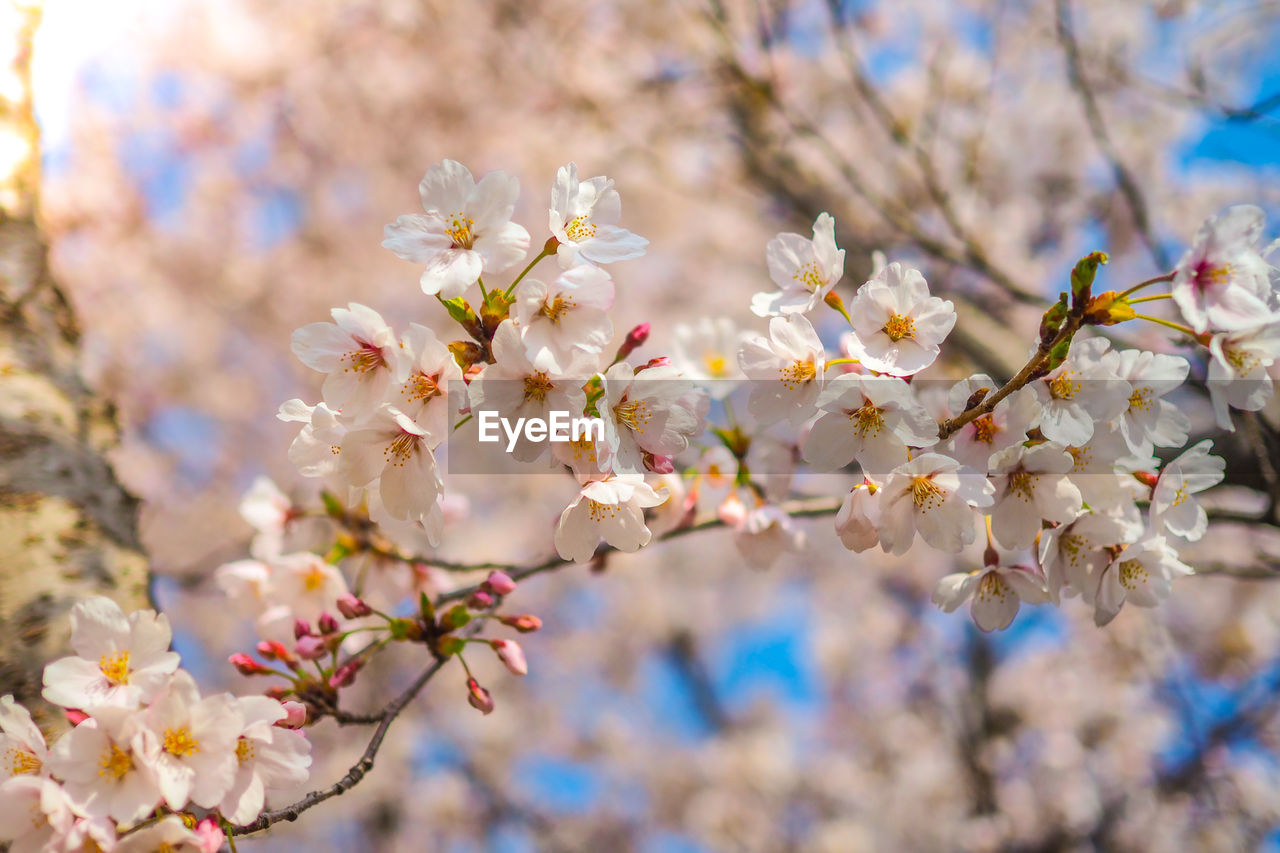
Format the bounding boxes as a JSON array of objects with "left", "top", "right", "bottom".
[
  {"left": 6, "top": 748, "right": 40, "bottom": 776},
  {"left": 1128, "top": 387, "right": 1154, "bottom": 412},
  {"left": 98, "top": 744, "right": 132, "bottom": 780},
  {"left": 792, "top": 262, "right": 826, "bottom": 293},
  {"left": 523, "top": 372, "right": 554, "bottom": 403},
  {"left": 446, "top": 213, "right": 476, "bottom": 249},
  {"left": 779, "top": 360, "right": 816, "bottom": 389},
  {"left": 564, "top": 215, "right": 597, "bottom": 243},
  {"left": 342, "top": 344, "right": 386, "bottom": 376},
  {"left": 850, "top": 402, "right": 885, "bottom": 438},
  {"left": 971, "top": 415, "right": 999, "bottom": 444},
  {"left": 587, "top": 499, "right": 619, "bottom": 522},
  {"left": 1048, "top": 370, "right": 1081, "bottom": 400},
  {"left": 405, "top": 372, "right": 443, "bottom": 403},
  {"left": 1118, "top": 558, "right": 1148, "bottom": 590},
  {"left": 911, "top": 476, "right": 946, "bottom": 510},
  {"left": 99, "top": 651, "right": 130, "bottom": 685},
  {"left": 236, "top": 738, "right": 255, "bottom": 765},
  {"left": 539, "top": 296, "right": 575, "bottom": 323},
  {"left": 883, "top": 313, "right": 916, "bottom": 342},
  {"left": 613, "top": 398, "right": 651, "bottom": 433},
  {"left": 163, "top": 727, "right": 200, "bottom": 758}
]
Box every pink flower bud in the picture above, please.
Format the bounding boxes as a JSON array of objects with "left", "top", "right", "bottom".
[
  {"left": 65, "top": 709, "right": 89, "bottom": 726},
  {"left": 230, "top": 653, "right": 270, "bottom": 676},
  {"left": 499, "top": 613, "right": 542, "bottom": 633},
  {"left": 643, "top": 453, "right": 675, "bottom": 474},
  {"left": 294, "top": 635, "right": 327, "bottom": 661},
  {"left": 256, "top": 640, "right": 277, "bottom": 660},
  {"left": 466, "top": 678, "right": 494, "bottom": 714},
  {"left": 484, "top": 570, "right": 517, "bottom": 596},
  {"left": 328, "top": 660, "right": 362, "bottom": 690},
  {"left": 277, "top": 701, "right": 308, "bottom": 729},
  {"left": 263, "top": 686, "right": 290, "bottom": 701},
  {"left": 294, "top": 619, "right": 312, "bottom": 639},
  {"left": 467, "top": 590, "right": 495, "bottom": 609},
  {"left": 317, "top": 612, "right": 340, "bottom": 635},
  {"left": 639, "top": 356, "right": 671, "bottom": 370},
  {"left": 613, "top": 322, "right": 650, "bottom": 362},
  {"left": 336, "top": 593, "right": 372, "bottom": 620},
  {"left": 194, "top": 817, "right": 225, "bottom": 853},
  {"left": 490, "top": 639, "right": 528, "bottom": 676}
]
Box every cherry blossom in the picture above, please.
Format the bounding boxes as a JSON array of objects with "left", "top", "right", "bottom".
[
  {"left": 834, "top": 485, "right": 882, "bottom": 553},
  {"left": 878, "top": 453, "right": 994, "bottom": 555},
  {"left": 1206, "top": 322, "right": 1280, "bottom": 430},
  {"left": 0, "top": 775, "right": 74, "bottom": 853},
  {"left": 554, "top": 474, "right": 668, "bottom": 562},
  {"left": 0, "top": 696, "right": 47, "bottom": 780},
  {"left": 1110, "top": 349, "right": 1190, "bottom": 457},
  {"left": 339, "top": 404, "right": 443, "bottom": 523},
  {"left": 1038, "top": 512, "right": 1137, "bottom": 604},
  {"left": 391, "top": 323, "right": 464, "bottom": 443},
  {"left": 42, "top": 598, "right": 180, "bottom": 711},
  {"left": 512, "top": 265, "right": 615, "bottom": 373},
  {"left": 140, "top": 670, "right": 242, "bottom": 809},
  {"left": 987, "top": 442, "right": 1083, "bottom": 550},
  {"left": 113, "top": 815, "right": 206, "bottom": 853},
  {"left": 598, "top": 361, "right": 706, "bottom": 474},
  {"left": 218, "top": 696, "right": 312, "bottom": 825},
  {"left": 750, "top": 212, "right": 845, "bottom": 317},
  {"left": 802, "top": 373, "right": 937, "bottom": 475},
  {"left": 845, "top": 263, "right": 955, "bottom": 376},
  {"left": 290, "top": 303, "right": 407, "bottom": 416},
  {"left": 46, "top": 706, "right": 161, "bottom": 823},
  {"left": 1149, "top": 439, "right": 1225, "bottom": 541},
  {"left": 734, "top": 502, "right": 806, "bottom": 569},
  {"left": 932, "top": 562, "right": 1049, "bottom": 632},
  {"left": 549, "top": 162, "right": 648, "bottom": 268},
  {"left": 671, "top": 317, "right": 746, "bottom": 398},
  {"left": 1032, "top": 337, "right": 1130, "bottom": 446},
  {"left": 1094, "top": 535, "right": 1193, "bottom": 626},
  {"left": 738, "top": 315, "right": 825, "bottom": 425},
  {"left": 383, "top": 159, "right": 531, "bottom": 297},
  {"left": 944, "top": 380, "right": 1040, "bottom": 473},
  {"left": 1171, "top": 205, "right": 1277, "bottom": 333},
  {"left": 280, "top": 398, "right": 347, "bottom": 481}
]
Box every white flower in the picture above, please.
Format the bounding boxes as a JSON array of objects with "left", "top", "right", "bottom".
[
  {"left": 750, "top": 212, "right": 845, "bottom": 317},
  {"left": 141, "top": 670, "right": 242, "bottom": 810},
  {"left": 1038, "top": 512, "right": 1138, "bottom": 604},
  {"left": 59, "top": 816, "right": 118, "bottom": 853},
  {"left": 1207, "top": 323, "right": 1280, "bottom": 430},
  {"left": 932, "top": 563, "right": 1049, "bottom": 632},
  {"left": 512, "top": 265, "right": 615, "bottom": 373},
  {"left": 738, "top": 315, "right": 825, "bottom": 426},
  {"left": 671, "top": 317, "right": 746, "bottom": 399},
  {"left": 383, "top": 159, "right": 531, "bottom": 298},
  {"left": 339, "top": 405, "right": 443, "bottom": 523},
  {"left": 1094, "top": 535, "right": 1192, "bottom": 626},
  {"left": 599, "top": 362, "right": 706, "bottom": 475},
  {"left": 1064, "top": 425, "right": 1148, "bottom": 513},
  {"left": 1033, "top": 337, "right": 1130, "bottom": 446},
  {"left": 218, "top": 696, "right": 311, "bottom": 826},
  {"left": 467, "top": 321, "right": 593, "bottom": 464},
  {"left": 47, "top": 706, "right": 161, "bottom": 823},
  {"left": 1172, "top": 205, "right": 1277, "bottom": 333},
  {"left": 214, "top": 559, "right": 273, "bottom": 623},
  {"left": 390, "top": 323, "right": 463, "bottom": 445},
  {"left": 802, "top": 373, "right": 937, "bottom": 476},
  {"left": 987, "top": 442, "right": 1083, "bottom": 550},
  {"left": 279, "top": 398, "right": 347, "bottom": 481},
  {"left": 239, "top": 476, "right": 293, "bottom": 560},
  {"left": 879, "top": 453, "right": 994, "bottom": 555},
  {"left": 290, "top": 303, "right": 408, "bottom": 417},
  {"left": 845, "top": 263, "right": 955, "bottom": 376},
  {"left": 42, "top": 598, "right": 180, "bottom": 711},
  {"left": 114, "top": 815, "right": 203, "bottom": 853},
  {"left": 1149, "top": 439, "right": 1225, "bottom": 541},
  {"left": 0, "top": 775, "right": 74, "bottom": 853},
  {"left": 1110, "top": 349, "right": 1190, "bottom": 457},
  {"left": 554, "top": 475, "right": 667, "bottom": 563},
  {"left": 0, "top": 697, "right": 46, "bottom": 780},
  {"left": 945, "top": 380, "right": 1040, "bottom": 474},
  {"left": 694, "top": 445, "right": 738, "bottom": 508},
  {"left": 835, "top": 485, "right": 881, "bottom": 552},
  {"left": 268, "top": 552, "right": 349, "bottom": 625},
  {"left": 733, "top": 503, "right": 805, "bottom": 569},
  {"left": 551, "top": 428, "right": 614, "bottom": 483},
  {"left": 549, "top": 162, "right": 648, "bottom": 268}
]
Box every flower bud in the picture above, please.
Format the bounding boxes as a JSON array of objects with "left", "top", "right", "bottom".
[
  {"left": 640, "top": 356, "right": 671, "bottom": 371},
  {"left": 466, "top": 678, "right": 494, "bottom": 714},
  {"left": 490, "top": 639, "right": 528, "bottom": 676},
  {"left": 336, "top": 593, "right": 372, "bottom": 620},
  {"left": 328, "top": 659, "right": 363, "bottom": 690},
  {"left": 256, "top": 640, "right": 278, "bottom": 660},
  {"left": 277, "top": 701, "right": 308, "bottom": 729},
  {"left": 643, "top": 452, "right": 675, "bottom": 475},
  {"left": 230, "top": 653, "right": 271, "bottom": 676},
  {"left": 294, "top": 619, "right": 312, "bottom": 640},
  {"left": 484, "top": 570, "right": 517, "bottom": 596},
  {"left": 65, "top": 709, "right": 89, "bottom": 726},
  {"left": 613, "top": 322, "right": 650, "bottom": 363},
  {"left": 194, "top": 817, "right": 225, "bottom": 853},
  {"left": 295, "top": 635, "right": 327, "bottom": 661},
  {"left": 318, "top": 612, "right": 340, "bottom": 635},
  {"left": 498, "top": 613, "right": 542, "bottom": 633},
  {"left": 467, "top": 590, "right": 495, "bottom": 610}
]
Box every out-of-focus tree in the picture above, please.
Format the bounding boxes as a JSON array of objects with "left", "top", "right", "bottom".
[{"left": 19, "top": 0, "right": 1280, "bottom": 850}]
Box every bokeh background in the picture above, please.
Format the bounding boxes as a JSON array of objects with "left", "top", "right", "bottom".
[{"left": 25, "top": 0, "right": 1280, "bottom": 849}]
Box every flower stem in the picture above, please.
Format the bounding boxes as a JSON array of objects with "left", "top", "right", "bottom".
[
  {"left": 505, "top": 244, "right": 555, "bottom": 296},
  {"left": 1117, "top": 271, "right": 1174, "bottom": 299},
  {"left": 824, "top": 357, "right": 860, "bottom": 369},
  {"left": 1127, "top": 293, "right": 1172, "bottom": 304},
  {"left": 1133, "top": 313, "right": 1197, "bottom": 336}
]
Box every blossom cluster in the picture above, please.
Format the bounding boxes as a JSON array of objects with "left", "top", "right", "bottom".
[{"left": 0, "top": 597, "right": 311, "bottom": 851}]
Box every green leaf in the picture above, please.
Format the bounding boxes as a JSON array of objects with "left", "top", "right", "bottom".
[
  {"left": 439, "top": 296, "right": 478, "bottom": 328},
  {"left": 442, "top": 604, "right": 471, "bottom": 631},
  {"left": 1048, "top": 335, "right": 1073, "bottom": 370},
  {"left": 1069, "top": 251, "right": 1108, "bottom": 308},
  {"left": 419, "top": 592, "right": 436, "bottom": 625},
  {"left": 388, "top": 618, "right": 410, "bottom": 641}
]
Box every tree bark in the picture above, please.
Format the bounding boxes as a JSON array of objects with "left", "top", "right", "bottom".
[{"left": 0, "top": 4, "right": 150, "bottom": 729}]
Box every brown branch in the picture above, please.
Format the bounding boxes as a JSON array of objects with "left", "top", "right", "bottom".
[
  {"left": 228, "top": 656, "right": 447, "bottom": 837},
  {"left": 1055, "top": 0, "right": 1171, "bottom": 271}
]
